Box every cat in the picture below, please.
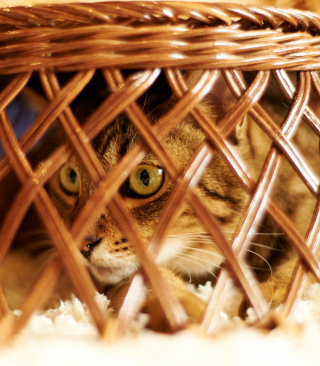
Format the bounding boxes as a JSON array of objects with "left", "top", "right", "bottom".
[
  {"left": 45, "top": 70, "right": 310, "bottom": 327},
  {"left": 45, "top": 71, "right": 254, "bottom": 328},
  {"left": 1, "top": 69, "right": 317, "bottom": 331}
]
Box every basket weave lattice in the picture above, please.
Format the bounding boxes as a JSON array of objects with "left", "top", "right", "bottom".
[{"left": 0, "top": 1, "right": 320, "bottom": 340}]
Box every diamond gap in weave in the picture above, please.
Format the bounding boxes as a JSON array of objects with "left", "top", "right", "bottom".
[{"left": 0, "top": 73, "right": 31, "bottom": 180}]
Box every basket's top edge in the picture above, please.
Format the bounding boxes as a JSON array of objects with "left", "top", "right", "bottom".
[
  {"left": 0, "top": 0, "right": 244, "bottom": 8},
  {"left": 0, "top": 0, "right": 319, "bottom": 28},
  {"left": 0, "top": 0, "right": 107, "bottom": 7},
  {"left": 0, "top": 0, "right": 286, "bottom": 7},
  {"left": 0, "top": 0, "right": 315, "bottom": 10},
  {"left": 0, "top": 2, "right": 319, "bottom": 74}
]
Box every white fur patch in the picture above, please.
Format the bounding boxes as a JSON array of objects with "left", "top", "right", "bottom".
[{"left": 88, "top": 246, "right": 137, "bottom": 284}]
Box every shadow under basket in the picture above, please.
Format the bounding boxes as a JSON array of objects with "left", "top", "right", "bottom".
[{"left": 0, "top": 1, "right": 320, "bottom": 341}]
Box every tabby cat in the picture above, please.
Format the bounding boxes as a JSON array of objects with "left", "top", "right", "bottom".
[
  {"left": 47, "top": 71, "right": 253, "bottom": 328},
  {"left": 46, "top": 69, "right": 318, "bottom": 328},
  {"left": 2, "top": 70, "right": 318, "bottom": 330}
]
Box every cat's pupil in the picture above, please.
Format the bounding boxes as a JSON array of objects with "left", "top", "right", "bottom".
[
  {"left": 140, "top": 169, "right": 149, "bottom": 187},
  {"left": 69, "top": 169, "right": 78, "bottom": 184}
]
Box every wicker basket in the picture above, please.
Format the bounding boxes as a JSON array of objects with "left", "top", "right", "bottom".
[{"left": 0, "top": 1, "right": 320, "bottom": 341}]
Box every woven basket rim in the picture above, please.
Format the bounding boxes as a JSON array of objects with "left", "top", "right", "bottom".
[{"left": 0, "top": 2, "right": 319, "bottom": 73}]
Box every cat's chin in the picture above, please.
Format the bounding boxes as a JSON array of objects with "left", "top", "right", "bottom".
[{"left": 88, "top": 263, "right": 137, "bottom": 285}]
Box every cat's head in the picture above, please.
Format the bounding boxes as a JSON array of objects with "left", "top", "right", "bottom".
[{"left": 48, "top": 88, "right": 252, "bottom": 285}]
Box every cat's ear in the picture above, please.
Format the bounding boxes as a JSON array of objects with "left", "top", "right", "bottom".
[
  {"left": 184, "top": 70, "right": 205, "bottom": 89},
  {"left": 232, "top": 114, "right": 251, "bottom": 145}
]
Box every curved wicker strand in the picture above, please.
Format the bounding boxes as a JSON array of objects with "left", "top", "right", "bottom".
[
  {"left": 0, "top": 4, "right": 320, "bottom": 72},
  {"left": 273, "top": 70, "right": 320, "bottom": 136},
  {"left": 219, "top": 70, "right": 270, "bottom": 137}
]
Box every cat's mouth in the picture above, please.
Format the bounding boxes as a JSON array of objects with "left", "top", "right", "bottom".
[
  {"left": 88, "top": 261, "right": 137, "bottom": 284},
  {"left": 90, "top": 263, "right": 121, "bottom": 275},
  {"left": 93, "top": 265, "right": 112, "bottom": 275}
]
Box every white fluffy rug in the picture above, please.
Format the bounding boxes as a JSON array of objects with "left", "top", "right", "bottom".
[{"left": 1, "top": 281, "right": 320, "bottom": 366}]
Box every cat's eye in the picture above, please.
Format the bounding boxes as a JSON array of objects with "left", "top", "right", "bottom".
[
  {"left": 59, "top": 164, "right": 80, "bottom": 195},
  {"left": 129, "top": 165, "right": 164, "bottom": 196}
]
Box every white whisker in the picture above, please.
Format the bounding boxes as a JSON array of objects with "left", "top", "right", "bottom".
[
  {"left": 246, "top": 265, "right": 272, "bottom": 271},
  {"left": 168, "top": 232, "right": 211, "bottom": 238},
  {"left": 250, "top": 232, "right": 284, "bottom": 236},
  {"left": 141, "top": 92, "right": 148, "bottom": 112},
  {"left": 179, "top": 245, "right": 225, "bottom": 259},
  {"left": 179, "top": 252, "right": 222, "bottom": 270},
  {"left": 146, "top": 105, "right": 162, "bottom": 119},
  {"left": 246, "top": 249, "right": 272, "bottom": 276},
  {"left": 249, "top": 242, "right": 283, "bottom": 251},
  {"left": 168, "top": 259, "right": 192, "bottom": 284},
  {"left": 175, "top": 239, "right": 216, "bottom": 244},
  {"left": 176, "top": 254, "right": 217, "bottom": 279}
]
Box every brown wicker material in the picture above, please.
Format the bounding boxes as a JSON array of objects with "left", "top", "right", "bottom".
[{"left": 0, "top": 1, "right": 320, "bottom": 341}]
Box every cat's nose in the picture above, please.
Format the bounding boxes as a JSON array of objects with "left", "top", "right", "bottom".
[{"left": 81, "top": 236, "right": 102, "bottom": 259}]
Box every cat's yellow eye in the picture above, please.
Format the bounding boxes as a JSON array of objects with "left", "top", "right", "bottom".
[
  {"left": 129, "top": 165, "right": 164, "bottom": 196},
  {"left": 59, "top": 164, "right": 80, "bottom": 195}
]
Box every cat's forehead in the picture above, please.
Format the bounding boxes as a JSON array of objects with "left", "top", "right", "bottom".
[
  {"left": 93, "top": 116, "right": 141, "bottom": 168},
  {"left": 69, "top": 115, "right": 162, "bottom": 173}
]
